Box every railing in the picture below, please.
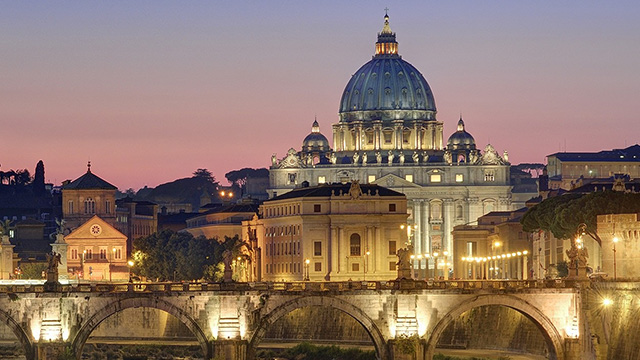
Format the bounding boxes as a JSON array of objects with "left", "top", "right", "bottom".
[{"left": 0, "top": 279, "right": 584, "bottom": 294}]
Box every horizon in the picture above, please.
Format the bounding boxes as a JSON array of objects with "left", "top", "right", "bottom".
[{"left": 3, "top": 2, "right": 639, "bottom": 190}]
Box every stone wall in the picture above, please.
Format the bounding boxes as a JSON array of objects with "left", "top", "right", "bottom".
[
  {"left": 262, "top": 306, "right": 371, "bottom": 342},
  {"left": 90, "top": 307, "right": 194, "bottom": 339},
  {"left": 436, "top": 305, "right": 548, "bottom": 356}
]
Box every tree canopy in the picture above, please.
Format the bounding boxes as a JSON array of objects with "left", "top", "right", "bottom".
[
  {"left": 131, "top": 230, "right": 245, "bottom": 282},
  {"left": 225, "top": 167, "right": 268, "bottom": 188},
  {"left": 521, "top": 191, "right": 640, "bottom": 245},
  {"left": 132, "top": 230, "right": 217, "bottom": 281}
]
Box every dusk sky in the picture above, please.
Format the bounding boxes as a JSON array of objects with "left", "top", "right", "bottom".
[{"left": 2, "top": 1, "right": 639, "bottom": 190}]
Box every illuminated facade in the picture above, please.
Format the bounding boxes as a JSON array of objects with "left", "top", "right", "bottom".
[
  {"left": 269, "top": 14, "right": 512, "bottom": 273},
  {"left": 65, "top": 215, "right": 129, "bottom": 281},
  {"left": 243, "top": 182, "right": 408, "bottom": 282}
]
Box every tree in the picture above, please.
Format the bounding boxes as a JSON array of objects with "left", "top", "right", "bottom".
[
  {"left": 33, "top": 160, "right": 45, "bottom": 195},
  {"left": 521, "top": 191, "right": 640, "bottom": 245},
  {"left": 224, "top": 168, "right": 269, "bottom": 195},
  {"left": 193, "top": 168, "right": 215, "bottom": 183},
  {"left": 132, "top": 229, "right": 219, "bottom": 281}
]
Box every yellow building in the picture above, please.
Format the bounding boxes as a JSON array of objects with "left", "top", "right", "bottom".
[
  {"left": 452, "top": 209, "right": 531, "bottom": 280},
  {"left": 598, "top": 213, "right": 640, "bottom": 279},
  {"left": 65, "top": 215, "right": 128, "bottom": 281},
  {"left": 184, "top": 203, "right": 259, "bottom": 241},
  {"left": 243, "top": 181, "right": 408, "bottom": 282},
  {"left": 62, "top": 163, "right": 117, "bottom": 231}
]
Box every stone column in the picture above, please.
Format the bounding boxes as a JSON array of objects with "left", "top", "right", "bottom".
[
  {"left": 523, "top": 254, "right": 529, "bottom": 280},
  {"left": 0, "top": 235, "right": 15, "bottom": 280},
  {"left": 331, "top": 226, "right": 340, "bottom": 275},
  {"left": 212, "top": 339, "right": 247, "bottom": 360}
]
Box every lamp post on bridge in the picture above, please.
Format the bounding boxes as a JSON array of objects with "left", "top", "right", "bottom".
[
  {"left": 613, "top": 236, "right": 619, "bottom": 281},
  {"left": 364, "top": 250, "right": 370, "bottom": 281},
  {"left": 304, "top": 258, "right": 310, "bottom": 281}
]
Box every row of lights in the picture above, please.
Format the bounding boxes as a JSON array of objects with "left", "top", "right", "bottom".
[
  {"left": 411, "top": 251, "right": 449, "bottom": 260},
  {"left": 461, "top": 250, "right": 529, "bottom": 263}
]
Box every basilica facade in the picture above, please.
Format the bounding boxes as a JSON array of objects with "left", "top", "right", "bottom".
[{"left": 268, "top": 14, "right": 512, "bottom": 273}]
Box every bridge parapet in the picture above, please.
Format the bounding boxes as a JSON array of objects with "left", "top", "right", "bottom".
[{"left": 0, "top": 278, "right": 582, "bottom": 295}]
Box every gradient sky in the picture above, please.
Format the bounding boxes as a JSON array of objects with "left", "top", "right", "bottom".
[{"left": 2, "top": 1, "right": 639, "bottom": 190}]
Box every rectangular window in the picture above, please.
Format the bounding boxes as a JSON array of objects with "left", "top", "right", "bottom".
[
  {"left": 368, "top": 175, "right": 376, "bottom": 183},
  {"left": 86, "top": 249, "right": 93, "bottom": 260},
  {"left": 484, "top": 171, "right": 495, "bottom": 182},
  {"left": 71, "top": 248, "right": 78, "bottom": 260},
  {"left": 68, "top": 201, "right": 74, "bottom": 214},
  {"left": 405, "top": 174, "right": 413, "bottom": 182},
  {"left": 99, "top": 248, "right": 107, "bottom": 260},
  {"left": 313, "top": 204, "right": 321, "bottom": 213},
  {"left": 389, "top": 203, "right": 396, "bottom": 212},
  {"left": 105, "top": 200, "right": 111, "bottom": 214},
  {"left": 115, "top": 248, "right": 122, "bottom": 260},
  {"left": 318, "top": 176, "right": 326, "bottom": 184},
  {"left": 389, "top": 261, "right": 397, "bottom": 271},
  {"left": 314, "top": 241, "right": 322, "bottom": 256},
  {"left": 388, "top": 241, "right": 397, "bottom": 256},
  {"left": 314, "top": 262, "right": 322, "bottom": 272},
  {"left": 430, "top": 174, "right": 442, "bottom": 183},
  {"left": 455, "top": 174, "right": 464, "bottom": 182},
  {"left": 352, "top": 263, "right": 360, "bottom": 272}
]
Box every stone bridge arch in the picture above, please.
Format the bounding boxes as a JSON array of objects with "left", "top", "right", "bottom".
[
  {"left": 71, "top": 296, "right": 210, "bottom": 359},
  {"left": 248, "top": 295, "right": 388, "bottom": 360},
  {"left": 424, "top": 294, "right": 565, "bottom": 360},
  {"left": 0, "top": 308, "right": 34, "bottom": 360}
]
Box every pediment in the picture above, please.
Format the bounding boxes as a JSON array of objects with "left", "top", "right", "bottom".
[
  {"left": 372, "top": 174, "right": 421, "bottom": 189},
  {"left": 65, "top": 215, "right": 126, "bottom": 241}
]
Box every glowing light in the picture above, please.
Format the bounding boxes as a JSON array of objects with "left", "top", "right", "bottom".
[
  {"left": 517, "top": 251, "right": 522, "bottom": 256},
  {"left": 494, "top": 241, "right": 501, "bottom": 247},
  {"left": 523, "top": 250, "right": 528, "bottom": 255},
  {"left": 603, "top": 298, "right": 613, "bottom": 306},
  {"left": 613, "top": 237, "right": 619, "bottom": 243},
  {"left": 305, "top": 259, "right": 310, "bottom": 264}
]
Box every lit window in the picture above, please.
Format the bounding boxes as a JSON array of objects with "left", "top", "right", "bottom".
[
  {"left": 455, "top": 174, "right": 464, "bottom": 182},
  {"left": 430, "top": 174, "right": 441, "bottom": 183},
  {"left": 68, "top": 201, "right": 74, "bottom": 214},
  {"left": 318, "top": 176, "right": 326, "bottom": 184},
  {"left": 484, "top": 171, "right": 495, "bottom": 182},
  {"left": 368, "top": 175, "right": 376, "bottom": 183},
  {"left": 405, "top": 174, "right": 413, "bottom": 182}
]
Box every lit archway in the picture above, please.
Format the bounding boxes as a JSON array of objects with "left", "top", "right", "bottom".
[
  {"left": 425, "top": 295, "right": 564, "bottom": 360},
  {"left": 248, "top": 296, "right": 387, "bottom": 360},
  {"left": 71, "top": 297, "right": 210, "bottom": 359},
  {"left": 0, "top": 308, "right": 34, "bottom": 360}
]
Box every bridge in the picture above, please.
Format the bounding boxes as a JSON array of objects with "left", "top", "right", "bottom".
[{"left": 0, "top": 279, "right": 616, "bottom": 360}]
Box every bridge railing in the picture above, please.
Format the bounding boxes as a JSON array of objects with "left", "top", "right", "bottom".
[{"left": 0, "top": 279, "right": 584, "bottom": 294}]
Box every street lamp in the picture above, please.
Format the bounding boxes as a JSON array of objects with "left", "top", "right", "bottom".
[
  {"left": 613, "top": 236, "right": 619, "bottom": 280},
  {"left": 304, "top": 259, "right": 310, "bottom": 281},
  {"left": 364, "top": 250, "right": 370, "bottom": 281},
  {"left": 127, "top": 260, "right": 134, "bottom": 283}
]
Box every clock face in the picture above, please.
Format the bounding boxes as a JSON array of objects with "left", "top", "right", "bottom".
[{"left": 90, "top": 224, "right": 102, "bottom": 236}]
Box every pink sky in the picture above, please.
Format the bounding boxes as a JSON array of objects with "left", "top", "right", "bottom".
[{"left": 2, "top": 2, "right": 639, "bottom": 190}]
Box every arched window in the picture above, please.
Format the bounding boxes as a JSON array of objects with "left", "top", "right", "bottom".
[
  {"left": 84, "top": 198, "right": 95, "bottom": 214},
  {"left": 350, "top": 233, "right": 361, "bottom": 256},
  {"left": 456, "top": 204, "right": 464, "bottom": 220}
]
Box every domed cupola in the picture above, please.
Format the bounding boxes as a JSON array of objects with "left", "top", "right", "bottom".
[
  {"left": 301, "top": 119, "right": 331, "bottom": 164},
  {"left": 447, "top": 117, "right": 476, "bottom": 150},
  {"left": 445, "top": 116, "right": 479, "bottom": 164},
  {"left": 333, "top": 12, "right": 444, "bottom": 154}
]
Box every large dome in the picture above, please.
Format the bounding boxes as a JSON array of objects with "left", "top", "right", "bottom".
[{"left": 339, "top": 14, "right": 436, "bottom": 119}]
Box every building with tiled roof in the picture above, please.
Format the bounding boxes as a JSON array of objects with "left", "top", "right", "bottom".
[
  {"left": 547, "top": 144, "right": 640, "bottom": 190},
  {"left": 242, "top": 181, "right": 408, "bottom": 282},
  {"left": 62, "top": 162, "right": 117, "bottom": 230}
]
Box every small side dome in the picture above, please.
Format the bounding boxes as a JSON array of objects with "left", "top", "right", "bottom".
[
  {"left": 447, "top": 117, "right": 476, "bottom": 150},
  {"left": 302, "top": 119, "right": 331, "bottom": 153}
]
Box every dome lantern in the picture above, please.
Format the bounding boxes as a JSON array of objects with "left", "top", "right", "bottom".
[{"left": 375, "top": 12, "right": 398, "bottom": 57}]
